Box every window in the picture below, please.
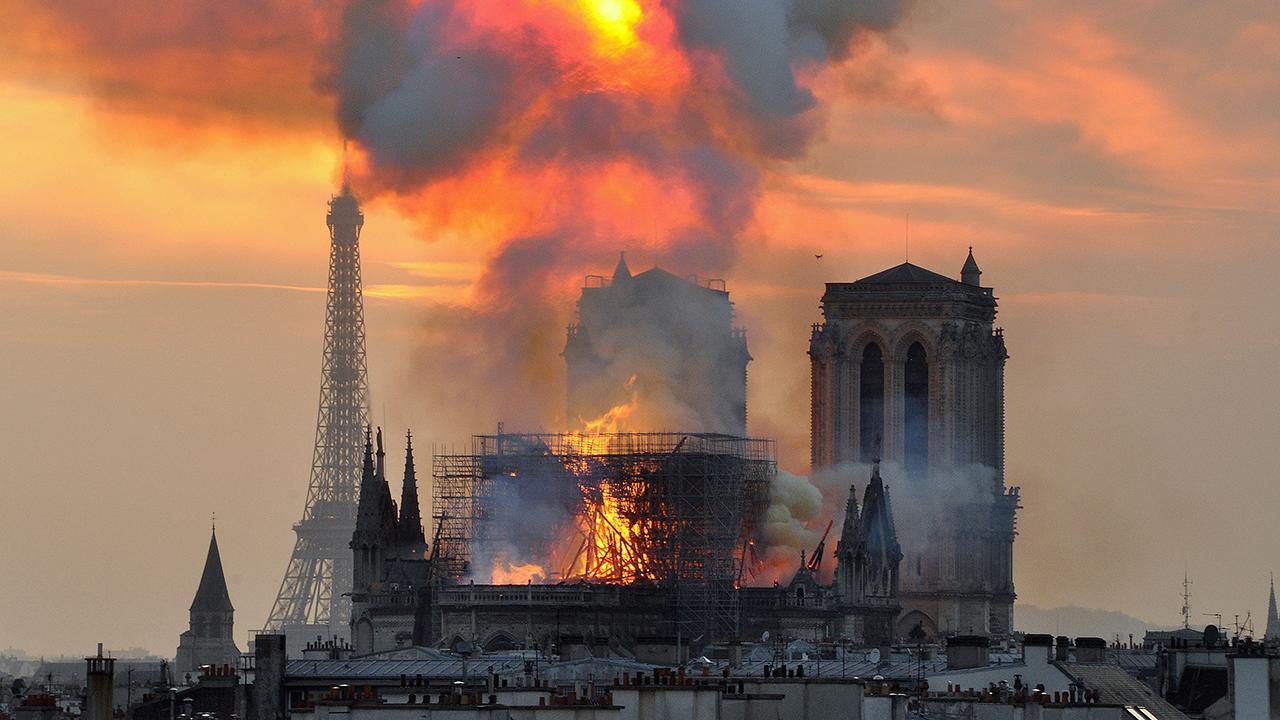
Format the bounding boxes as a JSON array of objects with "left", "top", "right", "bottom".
[
  {"left": 859, "top": 344, "right": 885, "bottom": 461},
  {"left": 904, "top": 342, "right": 929, "bottom": 478}
]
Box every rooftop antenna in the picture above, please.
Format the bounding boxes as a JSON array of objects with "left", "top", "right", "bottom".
[
  {"left": 905, "top": 214, "right": 910, "bottom": 263},
  {"left": 1182, "top": 565, "right": 1193, "bottom": 630}
]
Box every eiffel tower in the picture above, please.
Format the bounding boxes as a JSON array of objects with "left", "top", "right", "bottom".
[{"left": 263, "top": 184, "right": 370, "bottom": 643}]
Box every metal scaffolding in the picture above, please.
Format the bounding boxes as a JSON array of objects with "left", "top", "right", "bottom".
[{"left": 431, "top": 431, "right": 774, "bottom": 640}]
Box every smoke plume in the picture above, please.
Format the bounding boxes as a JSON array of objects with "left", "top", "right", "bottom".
[
  {"left": 328, "top": 0, "right": 911, "bottom": 427},
  {"left": 1, "top": 0, "right": 911, "bottom": 431},
  {"left": 2, "top": 0, "right": 915, "bottom": 587},
  {"left": 760, "top": 460, "right": 1006, "bottom": 584}
]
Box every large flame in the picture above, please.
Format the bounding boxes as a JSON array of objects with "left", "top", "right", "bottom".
[
  {"left": 489, "top": 377, "right": 654, "bottom": 584},
  {"left": 560, "top": 477, "right": 651, "bottom": 583},
  {"left": 580, "top": 0, "right": 645, "bottom": 48},
  {"left": 567, "top": 374, "right": 639, "bottom": 455}
]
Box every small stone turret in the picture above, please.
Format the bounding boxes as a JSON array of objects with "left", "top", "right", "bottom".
[{"left": 961, "top": 246, "right": 982, "bottom": 286}]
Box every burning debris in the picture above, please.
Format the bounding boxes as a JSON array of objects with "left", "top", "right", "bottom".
[{"left": 431, "top": 430, "right": 774, "bottom": 637}]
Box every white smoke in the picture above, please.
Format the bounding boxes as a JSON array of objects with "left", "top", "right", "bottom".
[{"left": 757, "top": 460, "right": 1004, "bottom": 583}]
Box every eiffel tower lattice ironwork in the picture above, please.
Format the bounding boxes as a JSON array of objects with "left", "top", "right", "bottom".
[{"left": 264, "top": 184, "right": 370, "bottom": 639}]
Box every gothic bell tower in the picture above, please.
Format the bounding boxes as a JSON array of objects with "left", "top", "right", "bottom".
[{"left": 810, "top": 250, "right": 1019, "bottom": 639}]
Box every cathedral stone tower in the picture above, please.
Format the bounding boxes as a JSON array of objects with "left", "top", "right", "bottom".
[
  {"left": 176, "top": 526, "right": 241, "bottom": 674},
  {"left": 809, "top": 250, "right": 1019, "bottom": 639},
  {"left": 563, "top": 254, "right": 750, "bottom": 434}
]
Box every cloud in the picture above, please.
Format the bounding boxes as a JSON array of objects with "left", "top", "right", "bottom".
[
  {"left": 0, "top": 0, "right": 335, "bottom": 131},
  {"left": 0, "top": 270, "right": 456, "bottom": 302}
]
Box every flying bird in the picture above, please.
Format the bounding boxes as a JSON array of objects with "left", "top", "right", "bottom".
[{"left": 815, "top": 253, "right": 823, "bottom": 259}]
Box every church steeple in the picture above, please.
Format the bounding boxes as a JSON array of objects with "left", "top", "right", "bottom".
[
  {"left": 190, "top": 525, "right": 234, "bottom": 613},
  {"left": 359, "top": 426, "right": 375, "bottom": 492},
  {"left": 839, "top": 478, "right": 861, "bottom": 543},
  {"left": 176, "top": 523, "right": 240, "bottom": 672},
  {"left": 397, "top": 430, "right": 426, "bottom": 550},
  {"left": 355, "top": 427, "right": 379, "bottom": 536},
  {"left": 860, "top": 459, "right": 900, "bottom": 565},
  {"left": 1267, "top": 574, "right": 1279, "bottom": 641},
  {"left": 355, "top": 426, "right": 398, "bottom": 534}
]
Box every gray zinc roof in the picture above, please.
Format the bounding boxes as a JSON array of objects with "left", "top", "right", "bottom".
[{"left": 853, "top": 263, "right": 959, "bottom": 286}]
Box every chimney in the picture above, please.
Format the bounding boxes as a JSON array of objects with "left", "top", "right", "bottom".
[
  {"left": 727, "top": 641, "right": 744, "bottom": 668},
  {"left": 633, "top": 636, "right": 682, "bottom": 666},
  {"left": 1055, "top": 636, "right": 1071, "bottom": 662},
  {"left": 1074, "top": 637, "right": 1106, "bottom": 663},
  {"left": 1022, "top": 634, "right": 1054, "bottom": 664},
  {"left": 253, "top": 635, "right": 287, "bottom": 720},
  {"left": 84, "top": 644, "right": 114, "bottom": 720},
  {"left": 946, "top": 636, "right": 990, "bottom": 670}
]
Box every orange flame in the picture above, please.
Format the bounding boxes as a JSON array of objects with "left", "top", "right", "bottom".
[
  {"left": 566, "top": 374, "right": 639, "bottom": 455},
  {"left": 559, "top": 480, "right": 651, "bottom": 583},
  {"left": 490, "top": 552, "right": 548, "bottom": 584},
  {"left": 489, "top": 375, "right": 654, "bottom": 584}
]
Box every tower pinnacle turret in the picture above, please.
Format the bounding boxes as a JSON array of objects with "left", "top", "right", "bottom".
[
  {"left": 961, "top": 246, "right": 982, "bottom": 286},
  {"left": 613, "top": 251, "right": 632, "bottom": 282},
  {"left": 398, "top": 431, "right": 426, "bottom": 550}
]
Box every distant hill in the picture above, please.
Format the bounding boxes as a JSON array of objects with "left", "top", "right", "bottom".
[{"left": 1015, "top": 603, "right": 1173, "bottom": 644}]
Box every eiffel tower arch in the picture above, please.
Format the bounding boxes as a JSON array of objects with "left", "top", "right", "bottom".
[{"left": 263, "top": 185, "right": 370, "bottom": 645}]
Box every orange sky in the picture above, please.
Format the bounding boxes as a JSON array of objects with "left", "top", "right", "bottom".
[{"left": 1, "top": 0, "right": 1279, "bottom": 655}]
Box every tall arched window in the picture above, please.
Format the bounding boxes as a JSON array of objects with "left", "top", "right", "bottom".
[
  {"left": 859, "top": 343, "right": 885, "bottom": 462},
  {"left": 904, "top": 342, "right": 929, "bottom": 478}
]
